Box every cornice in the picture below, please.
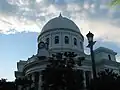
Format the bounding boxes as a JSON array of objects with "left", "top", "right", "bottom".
[
  {"left": 38, "top": 28, "right": 84, "bottom": 42},
  {"left": 23, "top": 59, "right": 48, "bottom": 74}
]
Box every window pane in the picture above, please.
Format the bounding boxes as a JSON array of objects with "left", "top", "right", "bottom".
[
  {"left": 65, "top": 36, "right": 69, "bottom": 44},
  {"left": 55, "top": 36, "right": 59, "bottom": 44},
  {"left": 108, "top": 55, "right": 111, "bottom": 60},
  {"left": 80, "top": 42, "right": 83, "bottom": 49},
  {"left": 46, "top": 38, "right": 49, "bottom": 45},
  {"left": 74, "top": 38, "right": 77, "bottom": 45}
]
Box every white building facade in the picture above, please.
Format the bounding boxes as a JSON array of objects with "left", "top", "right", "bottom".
[{"left": 15, "top": 14, "right": 120, "bottom": 90}]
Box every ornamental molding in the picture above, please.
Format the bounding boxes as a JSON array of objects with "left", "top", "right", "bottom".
[{"left": 38, "top": 28, "right": 84, "bottom": 42}]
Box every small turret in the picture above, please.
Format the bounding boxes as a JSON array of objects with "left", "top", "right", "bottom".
[{"left": 37, "top": 41, "right": 49, "bottom": 59}]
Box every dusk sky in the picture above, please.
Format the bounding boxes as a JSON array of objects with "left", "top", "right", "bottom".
[{"left": 0, "top": 0, "right": 120, "bottom": 81}]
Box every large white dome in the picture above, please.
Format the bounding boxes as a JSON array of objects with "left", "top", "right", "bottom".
[
  {"left": 41, "top": 14, "right": 80, "bottom": 33},
  {"left": 37, "top": 14, "right": 84, "bottom": 56}
]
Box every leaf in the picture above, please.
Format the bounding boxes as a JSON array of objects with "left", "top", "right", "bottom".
[{"left": 110, "top": 0, "right": 120, "bottom": 6}]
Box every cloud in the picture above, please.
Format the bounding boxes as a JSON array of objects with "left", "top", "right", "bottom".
[
  {"left": 0, "top": 0, "right": 120, "bottom": 44},
  {"left": 0, "top": 0, "right": 18, "bottom": 15}
]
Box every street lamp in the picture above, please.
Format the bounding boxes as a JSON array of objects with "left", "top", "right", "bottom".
[{"left": 86, "top": 31, "right": 97, "bottom": 79}]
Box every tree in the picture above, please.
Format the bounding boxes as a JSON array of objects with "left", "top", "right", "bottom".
[
  {"left": 111, "top": 0, "right": 120, "bottom": 6},
  {"left": 41, "top": 52, "right": 84, "bottom": 90},
  {"left": 15, "top": 77, "right": 33, "bottom": 90},
  {"left": 0, "top": 78, "right": 16, "bottom": 90},
  {"left": 88, "top": 69, "right": 120, "bottom": 90}
]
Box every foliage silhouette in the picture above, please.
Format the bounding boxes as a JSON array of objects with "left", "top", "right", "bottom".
[
  {"left": 0, "top": 78, "right": 16, "bottom": 90},
  {"left": 15, "top": 77, "right": 33, "bottom": 90},
  {"left": 88, "top": 69, "right": 120, "bottom": 90},
  {"left": 41, "top": 52, "right": 84, "bottom": 90},
  {"left": 111, "top": 0, "right": 120, "bottom": 6}
]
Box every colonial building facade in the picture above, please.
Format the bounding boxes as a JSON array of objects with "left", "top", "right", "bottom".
[{"left": 15, "top": 14, "right": 120, "bottom": 90}]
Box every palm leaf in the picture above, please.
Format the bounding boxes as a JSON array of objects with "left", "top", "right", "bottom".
[{"left": 110, "top": 0, "right": 120, "bottom": 6}]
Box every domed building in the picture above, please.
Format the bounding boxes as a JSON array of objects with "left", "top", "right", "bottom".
[
  {"left": 37, "top": 14, "right": 84, "bottom": 55},
  {"left": 15, "top": 14, "right": 120, "bottom": 90}
]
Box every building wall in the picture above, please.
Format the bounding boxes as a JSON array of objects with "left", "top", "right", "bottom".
[
  {"left": 17, "top": 61, "right": 27, "bottom": 72},
  {"left": 38, "top": 29, "right": 84, "bottom": 55},
  {"left": 95, "top": 51, "right": 116, "bottom": 63},
  {"left": 15, "top": 15, "right": 120, "bottom": 90}
]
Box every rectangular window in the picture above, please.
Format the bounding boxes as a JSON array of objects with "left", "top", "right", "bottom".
[
  {"left": 80, "top": 42, "right": 83, "bottom": 49},
  {"left": 65, "top": 36, "right": 69, "bottom": 44},
  {"left": 46, "top": 38, "right": 49, "bottom": 45},
  {"left": 55, "top": 36, "right": 59, "bottom": 44},
  {"left": 74, "top": 38, "right": 77, "bottom": 45},
  {"left": 108, "top": 55, "right": 111, "bottom": 60}
]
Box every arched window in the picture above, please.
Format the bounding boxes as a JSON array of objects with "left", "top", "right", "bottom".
[
  {"left": 55, "top": 36, "right": 59, "bottom": 44},
  {"left": 74, "top": 38, "right": 77, "bottom": 45},
  {"left": 46, "top": 38, "right": 49, "bottom": 45},
  {"left": 108, "top": 55, "right": 111, "bottom": 60},
  {"left": 80, "top": 42, "right": 83, "bottom": 49},
  {"left": 65, "top": 36, "right": 69, "bottom": 44}
]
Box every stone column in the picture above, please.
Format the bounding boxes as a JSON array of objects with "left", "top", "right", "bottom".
[
  {"left": 38, "top": 73, "right": 42, "bottom": 90},
  {"left": 85, "top": 71, "right": 92, "bottom": 89},
  {"left": 83, "top": 71, "right": 86, "bottom": 88},
  {"left": 31, "top": 73, "right": 36, "bottom": 89},
  {"left": 34, "top": 72, "right": 39, "bottom": 90},
  {"left": 27, "top": 74, "right": 32, "bottom": 90}
]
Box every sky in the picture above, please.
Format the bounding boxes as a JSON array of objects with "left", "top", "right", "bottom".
[{"left": 0, "top": 0, "right": 120, "bottom": 81}]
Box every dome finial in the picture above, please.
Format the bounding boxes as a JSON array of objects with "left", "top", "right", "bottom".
[{"left": 59, "top": 12, "right": 62, "bottom": 17}]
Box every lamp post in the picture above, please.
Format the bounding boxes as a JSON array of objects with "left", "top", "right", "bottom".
[{"left": 86, "top": 31, "right": 97, "bottom": 79}]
